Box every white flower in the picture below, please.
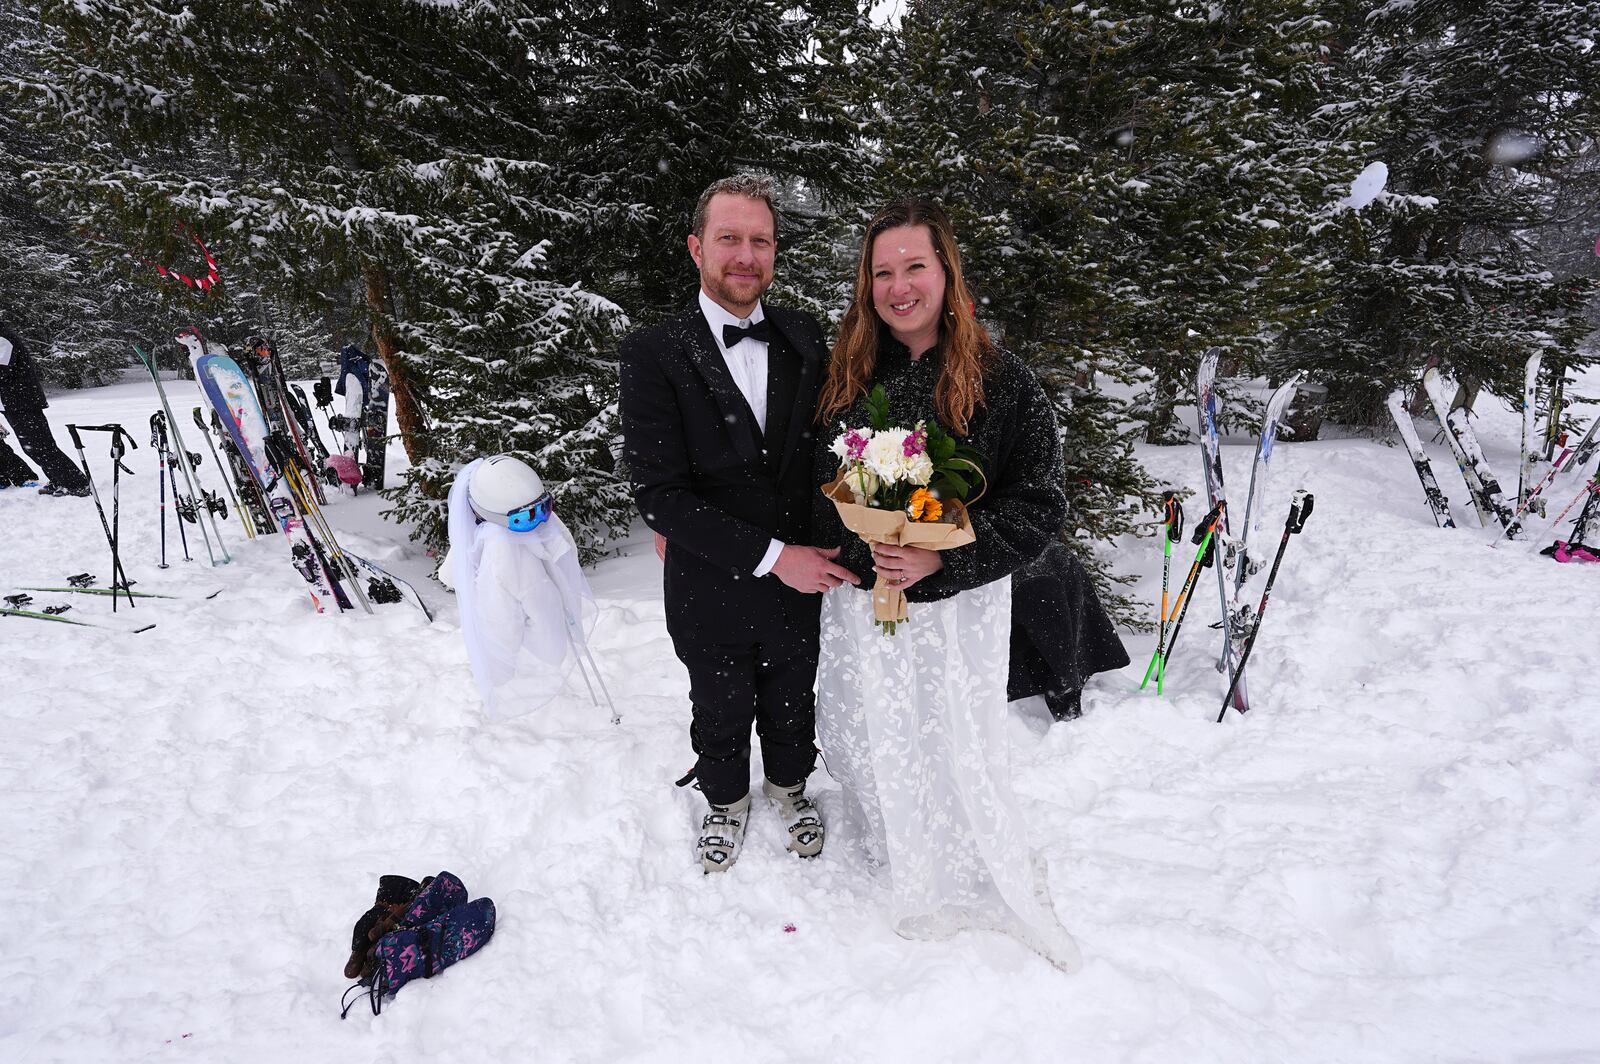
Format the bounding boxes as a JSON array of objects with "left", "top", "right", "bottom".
[
  {"left": 863, "top": 429, "right": 913, "bottom": 483},
  {"left": 905, "top": 451, "right": 934, "bottom": 486},
  {"left": 846, "top": 464, "right": 880, "bottom": 503}
]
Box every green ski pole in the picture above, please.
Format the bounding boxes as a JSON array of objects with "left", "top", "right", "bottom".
[{"left": 1142, "top": 501, "right": 1225, "bottom": 692}]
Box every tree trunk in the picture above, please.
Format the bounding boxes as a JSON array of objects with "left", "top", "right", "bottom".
[
  {"left": 1145, "top": 368, "right": 1179, "bottom": 444},
  {"left": 361, "top": 259, "right": 428, "bottom": 463}
]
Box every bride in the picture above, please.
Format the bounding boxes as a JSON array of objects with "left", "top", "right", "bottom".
[{"left": 811, "top": 198, "right": 1082, "bottom": 972}]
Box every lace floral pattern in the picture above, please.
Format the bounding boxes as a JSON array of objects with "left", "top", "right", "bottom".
[{"left": 817, "top": 579, "right": 1082, "bottom": 971}]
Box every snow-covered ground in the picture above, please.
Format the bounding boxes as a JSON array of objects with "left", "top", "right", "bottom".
[{"left": 3, "top": 373, "right": 1598, "bottom": 1064}]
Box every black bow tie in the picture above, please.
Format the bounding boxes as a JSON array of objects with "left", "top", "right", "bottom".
[{"left": 722, "top": 319, "right": 772, "bottom": 348}]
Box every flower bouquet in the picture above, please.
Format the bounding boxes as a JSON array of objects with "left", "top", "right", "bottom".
[{"left": 821, "top": 386, "right": 987, "bottom": 633}]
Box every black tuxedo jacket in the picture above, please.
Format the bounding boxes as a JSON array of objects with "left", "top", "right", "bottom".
[
  {"left": 619, "top": 301, "right": 827, "bottom": 645},
  {"left": 0, "top": 321, "right": 48, "bottom": 411}
]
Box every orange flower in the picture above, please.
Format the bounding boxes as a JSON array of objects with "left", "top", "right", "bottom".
[{"left": 908, "top": 488, "right": 943, "bottom": 522}]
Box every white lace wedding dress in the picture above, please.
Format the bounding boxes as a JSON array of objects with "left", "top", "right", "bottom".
[{"left": 816, "top": 577, "right": 1082, "bottom": 972}]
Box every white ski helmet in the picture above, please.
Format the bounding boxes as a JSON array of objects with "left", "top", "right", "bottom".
[{"left": 469, "top": 454, "right": 552, "bottom": 531}]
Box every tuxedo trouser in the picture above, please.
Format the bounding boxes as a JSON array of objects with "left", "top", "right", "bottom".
[
  {"left": 674, "top": 632, "right": 820, "bottom": 806},
  {"left": 0, "top": 407, "right": 88, "bottom": 488},
  {"left": 0, "top": 434, "right": 35, "bottom": 483}
]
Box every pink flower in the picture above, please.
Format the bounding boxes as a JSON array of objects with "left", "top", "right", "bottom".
[
  {"left": 844, "top": 429, "right": 869, "bottom": 460},
  {"left": 903, "top": 425, "right": 927, "bottom": 457}
]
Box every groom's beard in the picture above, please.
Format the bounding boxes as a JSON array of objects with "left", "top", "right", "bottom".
[{"left": 704, "top": 267, "right": 771, "bottom": 311}]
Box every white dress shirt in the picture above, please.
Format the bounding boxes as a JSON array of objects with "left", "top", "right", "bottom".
[{"left": 697, "top": 290, "right": 785, "bottom": 578}]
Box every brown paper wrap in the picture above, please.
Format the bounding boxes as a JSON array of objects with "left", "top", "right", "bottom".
[{"left": 822, "top": 474, "right": 977, "bottom": 624}]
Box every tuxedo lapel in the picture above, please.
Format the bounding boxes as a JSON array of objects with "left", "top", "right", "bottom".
[
  {"left": 680, "top": 310, "right": 763, "bottom": 468},
  {"left": 768, "top": 311, "right": 822, "bottom": 482},
  {"left": 762, "top": 329, "right": 799, "bottom": 473}
]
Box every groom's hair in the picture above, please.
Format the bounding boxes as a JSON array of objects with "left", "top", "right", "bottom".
[{"left": 692, "top": 174, "right": 781, "bottom": 239}]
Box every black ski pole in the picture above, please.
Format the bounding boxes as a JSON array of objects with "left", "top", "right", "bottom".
[
  {"left": 106, "top": 424, "right": 136, "bottom": 611},
  {"left": 150, "top": 413, "right": 169, "bottom": 568},
  {"left": 150, "top": 412, "right": 193, "bottom": 563},
  {"left": 191, "top": 405, "right": 251, "bottom": 539},
  {"left": 66, "top": 424, "right": 137, "bottom": 611},
  {"left": 1217, "top": 490, "right": 1314, "bottom": 723}
]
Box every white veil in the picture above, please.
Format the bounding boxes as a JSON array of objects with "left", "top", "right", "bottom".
[{"left": 448, "top": 459, "right": 599, "bottom": 720}]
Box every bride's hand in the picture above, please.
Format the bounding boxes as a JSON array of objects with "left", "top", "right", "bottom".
[{"left": 870, "top": 543, "right": 943, "bottom": 590}]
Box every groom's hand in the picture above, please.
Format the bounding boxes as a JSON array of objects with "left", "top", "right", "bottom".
[
  {"left": 654, "top": 532, "right": 667, "bottom": 561},
  {"left": 771, "top": 545, "right": 860, "bottom": 594}
]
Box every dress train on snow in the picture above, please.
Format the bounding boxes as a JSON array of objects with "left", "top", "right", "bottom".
[{"left": 816, "top": 578, "right": 1081, "bottom": 972}]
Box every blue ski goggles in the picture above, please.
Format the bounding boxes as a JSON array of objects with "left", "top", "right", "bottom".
[{"left": 507, "top": 492, "right": 554, "bottom": 533}]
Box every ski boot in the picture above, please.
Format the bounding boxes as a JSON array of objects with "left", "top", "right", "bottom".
[
  {"left": 39, "top": 481, "right": 91, "bottom": 497},
  {"left": 763, "top": 778, "right": 824, "bottom": 858},
  {"left": 697, "top": 793, "right": 751, "bottom": 873}
]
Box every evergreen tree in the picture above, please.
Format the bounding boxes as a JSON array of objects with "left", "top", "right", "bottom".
[
  {"left": 18, "top": 0, "right": 625, "bottom": 555},
  {"left": 540, "top": 0, "right": 876, "bottom": 326},
  {"left": 1275, "top": 0, "right": 1600, "bottom": 427},
  {"left": 863, "top": 0, "right": 1356, "bottom": 625},
  {"left": 0, "top": 0, "right": 167, "bottom": 387}
]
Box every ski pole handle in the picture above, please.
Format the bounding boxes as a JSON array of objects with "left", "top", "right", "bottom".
[
  {"left": 1286, "top": 490, "right": 1313, "bottom": 533},
  {"left": 1161, "top": 492, "right": 1185, "bottom": 543},
  {"left": 67, "top": 423, "right": 85, "bottom": 450}
]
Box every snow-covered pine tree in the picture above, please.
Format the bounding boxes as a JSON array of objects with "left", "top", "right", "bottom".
[
  {"left": 862, "top": 0, "right": 1354, "bottom": 625},
  {"left": 0, "top": 0, "right": 167, "bottom": 387},
  {"left": 1274, "top": 0, "right": 1600, "bottom": 427},
  {"left": 20, "top": 0, "right": 626, "bottom": 555},
  {"left": 538, "top": 0, "right": 876, "bottom": 327}
]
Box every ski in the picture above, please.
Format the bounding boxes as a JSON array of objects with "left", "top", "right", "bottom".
[
  {"left": 1534, "top": 473, "right": 1600, "bottom": 556},
  {"left": 264, "top": 434, "right": 373, "bottom": 615},
  {"left": 191, "top": 406, "right": 265, "bottom": 537},
  {"left": 1565, "top": 415, "right": 1600, "bottom": 474},
  {"left": 334, "top": 343, "right": 391, "bottom": 492},
  {"left": 1567, "top": 476, "right": 1600, "bottom": 550},
  {"left": 195, "top": 352, "right": 347, "bottom": 613},
  {"left": 1420, "top": 368, "right": 1517, "bottom": 533},
  {"left": 1491, "top": 434, "right": 1572, "bottom": 548},
  {"left": 363, "top": 354, "right": 390, "bottom": 491},
  {"left": 1196, "top": 349, "right": 1249, "bottom": 715},
  {"left": 244, "top": 336, "right": 327, "bottom": 505},
  {"left": 1216, "top": 491, "right": 1315, "bottom": 723},
  {"left": 291, "top": 382, "right": 337, "bottom": 468},
  {"left": 1, "top": 603, "right": 155, "bottom": 633},
  {"left": 345, "top": 551, "right": 434, "bottom": 622},
  {"left": 1386, "top": 389, "right": 1456, "bottom": 528},
  {"left": 17, "top": 586, "right": 223, "bottom": 600},
  {"left": 132, "top": 343, "right": 229, "bottom": 566},
  {"left": 1240, "top": 376, "right": 1301, "bottom": 541},
  {"left": 1519, "top": 352, "right": 1544, "bottom": 511},
  {"left": 329, "top": 351, "right": 365, "bottom": 496}
]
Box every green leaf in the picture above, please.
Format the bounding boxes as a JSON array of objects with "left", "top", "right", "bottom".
[
  {"left": 866, "top": 385, "right": 890, "bottom": 431},
  {"left": 934, "top": 469, "right": 971, "bottom": 497}
]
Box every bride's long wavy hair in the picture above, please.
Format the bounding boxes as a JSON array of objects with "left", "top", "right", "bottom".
[{"left": 816, "top": 198, "right": 996, "bottom": 435}]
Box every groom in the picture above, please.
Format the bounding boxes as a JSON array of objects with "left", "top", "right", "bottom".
[{"left": 619, "top": 174, "right": 858, "bottom": 873}]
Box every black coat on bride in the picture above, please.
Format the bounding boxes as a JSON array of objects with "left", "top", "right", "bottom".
[
  {"left": 811, "top": 335, "right": 1128, "bottom": 717},
  {"left": 811, "top": 335, "right": 1067, "bottom": 604}
]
